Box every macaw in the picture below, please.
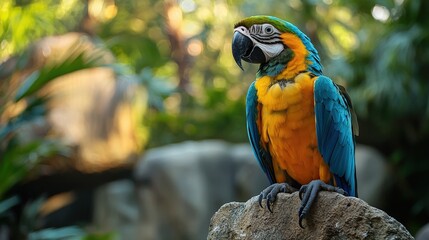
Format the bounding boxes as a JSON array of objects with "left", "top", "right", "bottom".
[{"left": 232, "top": 16, "right": 359, "bottom": 228}]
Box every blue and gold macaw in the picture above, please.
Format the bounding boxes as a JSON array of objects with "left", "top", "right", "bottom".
[{"left": 232, "top": 16, "right": 359, "bottom": 227}]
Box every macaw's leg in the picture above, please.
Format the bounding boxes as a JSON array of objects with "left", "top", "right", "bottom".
[
  {"left": 298, "top": 180, "right": 348, "bottom": 228},
  {"left": 258, "top": 183, "right": 298, "bottom": 212}
]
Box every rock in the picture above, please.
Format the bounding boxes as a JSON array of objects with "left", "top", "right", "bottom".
[
  {"left": 416, "top": 223, "right": 429, "bottom": 240},
  {"left": 208, "top": 192, "right": 414, "bottom": 240},
  {"left": 230, "top": 144, "right": 270, "bottom": 201},
  {"left": 91, "top": 141, "right": 396, "bottom": 240},
  {"left": 134, "top": 140, "right": 269, "bottom": 240},
  {"left": 92, "top": 180, "right": 139, "bottom": 239},
  {"left": 355, "top": 145, "right": 392, "bottom": 208}
]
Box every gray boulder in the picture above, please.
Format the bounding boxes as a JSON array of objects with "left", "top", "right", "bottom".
[
  {"left": 355, "top": 145, "right": 392, "bottom": 208},
  {"left": 93, "top": 180, "right": 140, "bottom": 239},
  {"left": 134, "top": 140, "right": 269, "bottom": 240},
  {"left": 416, "top": 223, "right": 429, "bottom": 240},
  {"left": 208, "top": 191, "right": 413, "bottom": 240}
]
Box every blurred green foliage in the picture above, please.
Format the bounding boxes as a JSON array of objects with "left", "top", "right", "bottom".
[
  {"left": 0, "top": 41, "right": 111, "bottom": 238},
  {"left": 0, "top": 0, "right": 85, "bottom": 59},
  {"left": 1, "top": 0, "right": 429, "bottom": 236},
  {"left": 0, "top": 44, "right": 106, "bottom": 199}
]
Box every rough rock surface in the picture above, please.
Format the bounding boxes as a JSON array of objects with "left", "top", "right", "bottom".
[{"left": 208, "top": 192, "right": 413, "bottom": 240}]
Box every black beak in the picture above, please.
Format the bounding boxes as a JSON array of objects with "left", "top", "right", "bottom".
[
  {"left": 232, "top": 31, "right": 252, "bottom": 70},
  {"left": 232, "top": 31, "right": 267, "bottom": 70}
]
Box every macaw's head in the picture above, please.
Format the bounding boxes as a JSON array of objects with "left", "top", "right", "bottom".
[{"left": 232, "top": 16, "right": 322, "bottom": 76}]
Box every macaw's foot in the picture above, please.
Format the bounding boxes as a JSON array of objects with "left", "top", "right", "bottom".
[
  {"left": 298, "top": 180, "right": 348, "bottom": 228},
  {"left": 258, "top": 183, "right": 297, "bottom": 212}
]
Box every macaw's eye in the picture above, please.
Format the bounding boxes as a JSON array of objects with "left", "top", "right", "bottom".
[{"left": 265, "top": 26, "right": 273, "bottom": 33}]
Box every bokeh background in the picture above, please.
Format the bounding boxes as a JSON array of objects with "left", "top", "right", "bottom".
[{"left": 1, "top": 0, "right": 429, "bottom": 239}]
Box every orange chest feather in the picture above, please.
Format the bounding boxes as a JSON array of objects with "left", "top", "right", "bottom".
[{"left": 254, "top": 73, "right": 330, "bottom": 184}]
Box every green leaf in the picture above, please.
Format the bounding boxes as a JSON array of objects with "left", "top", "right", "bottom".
[
  {"left": 0, "top": 140, "right": 63, "bottom": 198},
  {"left": 14, "top": 70, "right": 42, "bottom": 102},
  {"left": 0, "top": 196, "right": 20, "bottom": 216},
  {"left": 138, "top": 68, "right": 175, "bottom": 110},
  {"left": 14, "top": 48, "right": 103, "bottom": 101},
  {"left": 0, "top": 97, "right": 47, "bottom": 140},
  {"left": 28, "top": 226, "right": 85, "bottom": 240},
  {"left": 82, "top": 232, "right": 118, "bottom": 240}
]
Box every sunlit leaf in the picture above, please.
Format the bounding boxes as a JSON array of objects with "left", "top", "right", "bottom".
[{"left": 0, "top": 0, "right": 84, "bottom": 60}]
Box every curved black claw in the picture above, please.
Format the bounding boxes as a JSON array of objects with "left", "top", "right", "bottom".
[
  {"left": 258, "top": 183, "right": 297, "bottom": 213},
  {"left": 298, "top": 180, "right": 347, "bottom": 228}
]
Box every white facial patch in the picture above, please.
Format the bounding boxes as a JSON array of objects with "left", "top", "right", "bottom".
[
  {"left": 257, "top": 43, "right": 284, "bottom": 60},
  {"left": 249, "top": 24, "right": 284, "bottom": 61},
  {"left": 234, "top": 23, "right": 284, "bottom": 62}
]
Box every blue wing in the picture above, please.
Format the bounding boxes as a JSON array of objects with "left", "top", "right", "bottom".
[
  {"left": 314, "top": 76, "right": 358, "bottom": 197},
  {"left": 246, "top": 82, "right": 276, "bottom": 184}
]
